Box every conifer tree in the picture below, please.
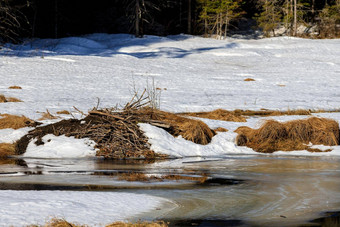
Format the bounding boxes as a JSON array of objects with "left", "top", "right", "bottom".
[
  {"left": 198, "top": 0, "right": 243, "bottom": 39},
  {"left": 256, "top": 0, "right": 282, "bottom": 37}
]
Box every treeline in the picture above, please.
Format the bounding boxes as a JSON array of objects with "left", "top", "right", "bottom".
[{"left": 0, "top": 0, "right": 339, "bottom": 43}]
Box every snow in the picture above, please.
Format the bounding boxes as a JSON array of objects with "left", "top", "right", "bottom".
[
  {"left": 0, "top": 127, "right": 32, "bottom": 143},
  {"left": 1, "top": 34, "right": 340, "bottom": 120},
  {"left": 1, "top": 33, "right": 340, "bottom": 224},
  {"left": 0, "top": 190, "right": 174, "bottom": 226},
  {"left": 23, "top": 134, "right": 97, "bottom": 158}
]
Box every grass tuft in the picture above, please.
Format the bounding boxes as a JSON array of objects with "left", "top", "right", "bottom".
[
  {"left": 144, "top": 108, "right": 215, "bottom": 145},
  {"left": 0, "top": 94, "right": 22, "bottom": 103},
  {"left": 244, "top": 78, "right": 255, "bottom": 81},
  {"left": 181, "top": 109, "right": 247, "bottom": 122},
  {"left": 0, "top": 114, "right": 35, "bottom": 129},
  {"left": 0, "top": 143, "right": 15, "bottom": 159},
  {"left": 214, "top": 127, "right": 228, "bottom": 133},
  {"left": 8, "top": 86, "right": 22, "bottom": 89},
  {"left": 38, "top": 110, "right": 59, "bottom": 121},
  {"left": 28, "top": 219, "right": 168, "bottom": 227},
  {"left": 235, "top": 117, "right": 339, "bottom": 153},
  {"left": 56, "top": 110, "right": 71, "bottom": 115}
]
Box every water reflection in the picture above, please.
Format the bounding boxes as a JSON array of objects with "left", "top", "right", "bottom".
[{"left": 0, "top": 155, "right": 339, "bottom": 226}]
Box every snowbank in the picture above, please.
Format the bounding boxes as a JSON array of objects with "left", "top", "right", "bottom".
[
  {"left": 23, "top": 134, "right": 97, "bottom": 158},
  {"left": 0, "top": 190, "right": 174, "bottom": 226}
]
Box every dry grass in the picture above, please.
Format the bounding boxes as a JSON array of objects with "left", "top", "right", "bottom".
[
  {"left": 0, "top": 114, "right": 36, "bottom": 129},
  {"left": 145, "top": 108, "right": 215, "bottom": 145},
  {"left": 31, "top": 219, "right": 168, "bottom": 227},
  {"left": 214, "top": 127, "right": 228, "bottom": 133},
  {"left": 8, "top": 85, "right": 22, "bottom": 89},
  {"left": 233, "top": 109, "right": 311, "bottom": 117},
  {"left": 244, "top": 78, "right": 255, "bottom": 81},
  {"left": 0, "top": 143, "right": 15, "bottom": 158},
  {"left": 235, "top": 117, "right": 340, "bottom": 153},
  {"left": 0, "top": 94, "right": 22, "bottom": 103},
  {"left": 37, "top": 218, "right": 85, "bottom": 227},
  {"left": 117, "top": 172, "right": 207, "bottom": 183},
  {"left": 38, "top": 110, "right": 59, "bottom": 121},
  {"left": 181, "top": 109, "right": 247, "bottom": 122},
  {"left": 0, "top": 95, "right": 6, "bottom": 103},
  {"left": 56, "top": 110, "right": 71, "bottom": 115}
]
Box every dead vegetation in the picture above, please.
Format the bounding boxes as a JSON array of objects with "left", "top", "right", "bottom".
[
  {"left": 0, "top": 114, "right": 37, "bottom": 129},
  {"left": 116, "top": 172, "right": 207, "bottom": 183},
  {"left": 214, "top": 127, "right": 228, "bottom": 133},
  {"left": 56, "top": 110, "right": 71, "bottom": 115},
  {"left": 8, "top": 85, "right": 22, "bottom": 89},
  {"left": 0, "top": 94, "right": 22, "bottom": 103},
  {"left": 38, "top": 110, "right": 59, "bottom": 121},
  {"left": 235, "top": 109, "right": 312, "bottom": 117},
  {"left": 29, "top": 218, "right": 168, "bottom": 227},
  {"left": 181, "top": 108, "right": 313, "bottom": 122},
  {"left": 235, "top": 117, "right": 340, "bottom": 153},
  {"left": 244, "top": 78, "right": 255, "bottom": 81},
  {"left": 181, "top": 109, "right": 247, "bottom": 122},
  {"left": 0, "top": 143, "right": 15, "bottom": 158}
]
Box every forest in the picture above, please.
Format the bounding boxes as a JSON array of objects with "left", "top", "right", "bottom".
[{"left": 0, "top": 0, "right": 340, "bottom": 43}]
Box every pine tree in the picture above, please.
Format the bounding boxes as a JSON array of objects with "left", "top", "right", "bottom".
[
  {"left": 198, "top": 0, "right": 243, "bottom": 39},
  {"left": 319, "top": 0, "right": 340, "bottom": 37},
  {"left": 256, "top": 0, "right": 282, "bottom": 37}
]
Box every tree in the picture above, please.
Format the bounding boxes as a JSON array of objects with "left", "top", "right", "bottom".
[
  {"left": 198, "top": 0, "right": 243, "bottom": 39},
  {"left": 256, "top": 0, "right": 282, "bottom": 36},
  {"left": 319, "top": 0, "right": 340, "bottom": 37},
  {"left": 0, "top": 0, "right": 30, "bottom": 43}
]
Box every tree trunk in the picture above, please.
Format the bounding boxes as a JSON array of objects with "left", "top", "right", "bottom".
[
  {"left": 187, "top": 0, "right": 192, "bottom": 34},
  {"left": 293, "top": 0, "right": 297, "bottom": 36},
  {"left": 32, "top": 0, "right": 38, "bottom": 38},
  {"left": 54, "top": 0, "right": 58, "bottom": 38},
  {"left": 135, "top": 0, "right": 140, "bottom": 37}
]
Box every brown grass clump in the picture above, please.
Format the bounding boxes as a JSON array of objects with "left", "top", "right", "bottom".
[
  {"left": 56, "top": 110, "right": 71, "bottom": 115},
  {"left": 8, "top": 86, "right": 22, "bottom": 89},
  {"left": 143, "top": 108, "right": 215, "bottom": 145},
  {"left": 233, "top": 109, "right": 311, "bottom": 117},
  {"left": 0, "top": 143, "right": 15, "bottom": 158},
  {"left": 0, "top": 94, "right": 22, "bottom": 103},
  {"left": 0, "top": 114, "right": 36, "bottom": 129},
  {"left": 117, "top": 172, "right": 207, "bottom": 183},
  {"left": 214, "top": 127, "right": 228, "bottom": 133},
  {"left": 38, "top": 218, "right": 85, "bottom": 227},
  {"left": 235, "top": 117, "right": 340, "bottom": 153},
  {"left": 181, "top": 109, "right": 247, "bottom": 122},
  {"left": 28, "top": 219, "right": 167, "bottom": 227},
  {"left": 244, "top": 78, "right": 255, "bottom": 81},
  {"left": 38, "top": 110, "right": 59, "bottom": 121}
]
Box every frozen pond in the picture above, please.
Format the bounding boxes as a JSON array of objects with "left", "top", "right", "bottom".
[{"left": 0, "top": 155, "right": 340, "bottom": 226}]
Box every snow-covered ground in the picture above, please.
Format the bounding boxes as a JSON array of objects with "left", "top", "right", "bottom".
[
  {"left": 1, "top": 34, "right": 340, "bottom": 119},
  {"left": 1, "top": 34, "right": 340, "bottom": 225},
  {"left": 0, "top": 190, "right": 175, "bottom": 226}
]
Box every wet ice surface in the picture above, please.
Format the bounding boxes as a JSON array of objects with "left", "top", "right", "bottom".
[{"left": 0, "top": 156, "right": 340, "bottom": 226}]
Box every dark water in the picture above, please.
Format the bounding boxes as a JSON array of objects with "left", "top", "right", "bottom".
[{"left": 0, "top": 155, "right": 340, "bottom": 226}]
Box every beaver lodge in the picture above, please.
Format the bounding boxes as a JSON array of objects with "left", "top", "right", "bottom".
[
  {"left": 235, "top": 117, "right": 340, "bottom": 153},
  {"left": 14, "top": 93, "right": 215, "bottom": 159}
]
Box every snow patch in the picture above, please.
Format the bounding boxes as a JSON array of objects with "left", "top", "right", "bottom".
[
  {"left": 23, "top": 134, "right": 97, "bottom": 158},
  {"left": 0, "top": 190, "right": 174, "bottom": 226}
]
